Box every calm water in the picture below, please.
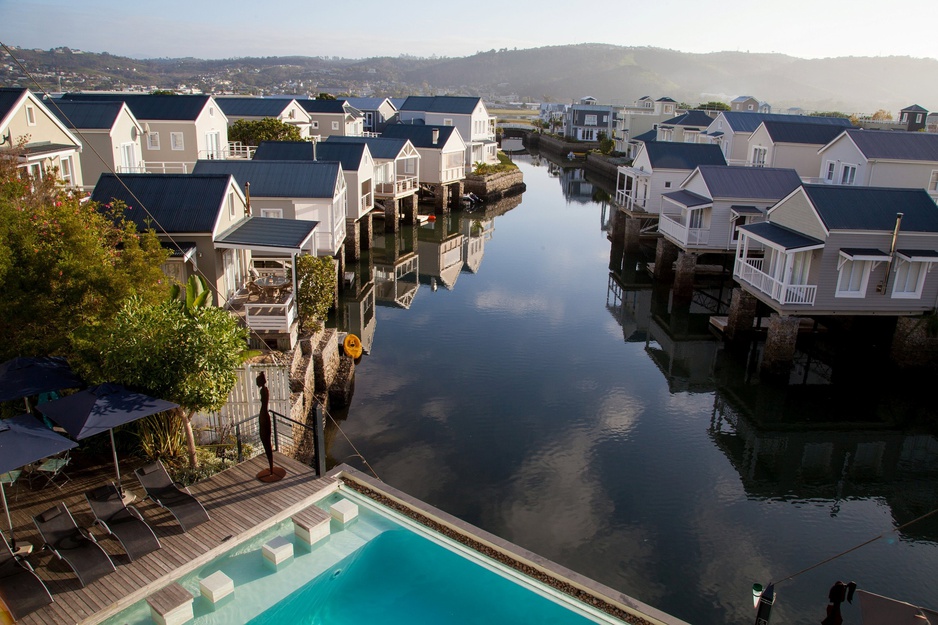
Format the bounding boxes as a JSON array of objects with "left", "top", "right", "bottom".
[{"left": 328, "top": 154, "right": 938, "bottom": 624}]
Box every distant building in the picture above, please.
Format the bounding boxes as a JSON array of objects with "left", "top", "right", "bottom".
[
  {"left": 899, "top": 104, "right": 929, "bottom": 132},
  {"left": 613, "top": 96, "right": 678, "bottom": 153},
  {"left": 564, "top": 96, "right": 617, "bottom": 142}
]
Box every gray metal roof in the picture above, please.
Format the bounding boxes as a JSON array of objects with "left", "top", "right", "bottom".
[
  {"left": 161, "top": 241, "right": 197, "bottom": 258},
  {"left": 840, "top": 248, "right": 891, "bottom": 260},
  {"left": 741, "top": 221, "right": 824, "bottom": 250},
  {"left": 325, "top": 135, "right": 409, "bottom": 160},
  {"left": 696, "top": 166, "right": 802, "bottom": 199},
  {"left": 644, "top": 143, "right": 726, "bottom": 170},
  {"left": 730, "top": 205, "right": 762, "bottom": 215},
  {"left": 216, "top": 216, "right": 317, "bottom": 253},
  {"left": 660, "top": 110, "right": 714, "bottom": 128},
  {"left": 91, "top": 173, "right": 231, "bottom": 233},
  {"left": 843, "top": 128, "right": 938, "bottom": 161},
  {"left": 900, "top": 104, "right": 928, "bottom": 113},
  {"left": 761, "top": 121, "right": 846, "bottom": 145},
  {"left": 381, "top": 124, "right": 458, "bottom": 148},
  {"left": 297, "top": 99, "right": 347, "bottom": 114},
  {"left": 314, "top": 142, "right": 369, "bottom": 171},
  {"left": 803, "top": 184, "right": 938, "bottom": 232},
  {"left": 60, "top": 93, "right": 212, "bottom": 121},
  {"left": 631, "top": 130, "right": 658, "bottom": 143},
  {"left": 215, "top": 97, "right": 293, "bottom": 117},
  {"left": 722, "top": 112, "right": 853, "bottom": 133},
  {"left": 345, "top": 97, "right": 394, "bottom": 111},
  {"left": 191, "top": 160, "right": 340, "bottom": 199},
  {"left": 50, "top": 100, "right": 125, "bottom": 130},
  {"left": 663, "top": 190, "right": 712, "bottom": 208},
  {"left": 253, "top": 141, "right": 317, "bottom": 161},
  {"left": 398, "top": 96, "right": 480, "bottom": 115},
  {"left": 0, "top": 88, "right": 25, "bottom": 122}
]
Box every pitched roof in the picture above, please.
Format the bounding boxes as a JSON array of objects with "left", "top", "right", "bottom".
[
  {"left": 91, "top": 173, "right": 232, "bottom": 233},
  {"left": 760, "top": 121, "right": 846, "bottom": 145},
  {"left": 741, "top": 221, "right": 824, "bottom": 250},
  {"left": 398, "top": 96, "right": 481, "bottom": 115},
  {"left": 314, "top": 142, "right": 369, "bottom": 170},
  {"left": 216, "top": 216, "right": 317, "bottom": 252},
  {"left": 214, "top": 97, "right": 294, "bottom": 117},
  {"left": 842, "top": 128, "right": 938, "bottom": 161},
  {"left": 381, "top": 124, "right": 458, "bottom": 148},
  {"left": 389, "top": 98, "right": 407, "bottom": 110},
  {"left": 660, "top": 110, "right": 714, "bottom": 128},
  {"left": 656, "top": 97, "right": 676, "bottom": 103},
  {"left": 345, "top": 97, "right": 393, "bottom": 111},
  {"left": 732, "top": 96, "right": 755, "bottom": 103},
  {"left": 696, "top": 166, "right": 801, "bottom": 199},
  {"left": 663, "top": 189, "right": 712, "bottom": 208},
  {"left": 191, "top": 160, "right": 340, "bottom": 198},
  {"left": 643, "top": 143, "right": 726, "bottom": 170},
  {"left": 901, "top": 104, "right": 928, "bottom": 113},
  {"left": 60, "top": 93, "right": 212, "bottom": 121},
  {"left": 802, "top": 184, "right": 938, "bottom": 232},
  {"left": 253, "top": 141, "right": 317, "bottom": 161},
  {"left": 325, "top": 135, "right": 409, "bottom": 159},
  {"left": 631, "top": 130, "right": 658, "bottom": 143},
  {"left": 721, "top": 112, "right": 853, "bottom": 133},
  {"left": 0, "top": 88, "right": 26, "bottom": 122},
  {"left": 49, "top": 100, "right": 126, "bottom": 130},
  {"left": 297, "top": 99, "right": 347, "bottom": 114}
]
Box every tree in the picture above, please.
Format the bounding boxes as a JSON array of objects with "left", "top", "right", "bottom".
[
  {"left": 697, "top": 101, "right": 730, "bottom": 112},
  {"left": 98, "top": 297, "right": 249, "bottom": 469},
  {"left": 598, "top": 132, "right": 615, "bottom": 155},
  {"left": 872, "top": 109, "right": 893, "bottom": 121},
  {"left": 294, "top": 254, "right": 336, "bottom": 329},
  {"left": 151, "top": 89, "right": 176, "bottom": 96},
  {"left": 228, "top": 117, "right": 302, "bottom": 146},
  {"left": 316, "top": 93, "right": 336, "bottom": 101},
  {"left": 0, "top": 150, "right": 168, "bottom": 362},
  {"left": 811, "top": 111, "right": 851, "bottom": 119}
]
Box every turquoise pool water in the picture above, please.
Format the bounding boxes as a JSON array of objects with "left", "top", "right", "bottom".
[{"left": 100, "top": 489, "right": 623, "bottom": 625}]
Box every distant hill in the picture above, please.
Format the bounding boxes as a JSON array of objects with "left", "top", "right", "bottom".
[{"left": 3, "top": 43, "right": 935, "bottom": 114}]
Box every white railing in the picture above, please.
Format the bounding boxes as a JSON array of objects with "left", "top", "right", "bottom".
[
  {"left": 145, "top": 161, "right": 189, "bottom": 174},
  {"left": 254, "top": 267, "right": 287, "bottom": 279},
  {"left": 734, "top": 258, "right": 817, "bottom": 305},
  {"left": 441, "top": 166, "right": 465, "bottom": 183},
  {"left": 362, "top": 131, "right": 380, "bottom": 138},
  {"left": 198, "top": 142, "right": 255, "bottom": 160},
  {"left": 615, "top": 191, "right": 646, "bottom": 211},
  {"left": 361, "top": 191, "right": 373, "bottom": 212},
  {"left": 658, "top": 213, "right": 710, "bottom": 246},
  {"left": 116, "top": 165, "right": 148, "bottom": 173},
  {"left": 376, "top": 174, "right": 418, "bottom": 197},
  {"left": 244, "top": 292, "right": 296, "bottom": 332},
  {"left": 725, "top": 158, "right": 748, "bottom": 166}
]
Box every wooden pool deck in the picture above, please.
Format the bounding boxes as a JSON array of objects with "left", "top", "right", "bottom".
[{"left": 4, "top": 453, "right": 336, "bottom": 625}]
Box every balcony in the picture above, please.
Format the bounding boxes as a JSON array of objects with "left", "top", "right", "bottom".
[
  {"left": 441, "top": 166, "right": 465, "bottom": 183},
  {"left": 145, "top": 162, "right": 190, "bottom": 174},
  {"left": 615, "top": 191, "right": 646, "bottom": 211},
  {"left": 734, "top": 258, "right": 817, "bottom": 306},
  {"left": 361, "top": 190, "right": 373, "bottom": 212},
  {"left": 376, "top": 174, "right": 418, "bottom": 198},
  {"left": 658, "top": 213, "right": 710, "bottom": 246},
  {"left": 229, "top": 286, "right": 296, "bottom": 334}
]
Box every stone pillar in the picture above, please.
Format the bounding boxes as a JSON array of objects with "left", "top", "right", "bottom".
[
  {"left": 361, "top": 212, "right": 374, "bottom": 250},
  {"left": 450, "top": 181, "right": 464, "bottom": 210},
  {"left": 400, "top": 194, "right": 419, "bottom": 225},
  {"left": 344, "top": 218, "right": 361, "bottom": 263},
  {"left": 623, "top": 215, "right": 642, "bottom": 254},
  {"left": 653, "top": 237, "right": 680, "bottom": 282},
  {"left": 673, "top": 252, "right": 697, "bottom": 301},
  {"left": 334, "top": 249, "right": 345, "bottom": 300},
  {"left": 724, "top": 288, "right": 757, "bottom": 344},
  {"left": 384, "top": 198, "right": 399, "bottom": 233},
  {"left": 761, "top": 314, "right": 800, "bottom": 378}
]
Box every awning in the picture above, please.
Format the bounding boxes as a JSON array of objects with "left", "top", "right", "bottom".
[
  {"left": 663, "top": 189, "right": 712, "bottom": 209},
  {"left": 896, "top": 249, "right": 938, "bottom": 263},
  {"left": 617, "top": 166, "right": 651, "bottom": 178},
  {"left": 739, "top": 221, "right": 825, "bottom": 251},
  {"left": 839, "top": 248, "right": 891, "bottom": 262},
  {"left": 730, "top": 205, "right": 762, "bottom": 216},
  {"left": 216, "top": 217, "right": 318, "bottom": 254}
]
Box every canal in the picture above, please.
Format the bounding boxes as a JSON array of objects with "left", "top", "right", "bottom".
[{"left": 328, "top": 153, "right": 938, "bottom": 624}]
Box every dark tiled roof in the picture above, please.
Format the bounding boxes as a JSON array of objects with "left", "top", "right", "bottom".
[
  {"left": 381, "top": 124, "right": 458, "bottom": 148},
  {"left": 803, "top": 184, "right": 938, "bottom": 232},
  {"left": 761, "top": 121, "right": 846, "bottom": 145},
  {"left": 0, "top": 88, "right": 26, "bottom": 121},
  {"left": 60, "top": 93, "right": 211, "bottom": 121},
  {"left": 253, "top": 141, "right": 317, "bottom": 161},
  {"left": 50, "top": 100, "right": 125, "bottom": 129},
  {"left": 398, "top": 96, "right": 480, "bottom": 114},
  {"left": 217, "top": 217, "right": 317, "bottom": 252},
  {"left": 663, "top": 190, "right": 712, "bottom": 207},
  {"left": 644, "top": 143, "right": 726, "bottom": 170},
  {"left": 215, "top": 97, "right": 293, "bottom": 117},
  {"left": 741, "top": 221, "right": 823, "bottom": 250},
  {"left": 22, "top": 143, "right": 77, "bottom": 156},
  {"left": 346, "top": 97, "right": 392, "bottom": 111},
  {"left": 660, "top": 110, "right": 714, "bottom": 128},
  {"left": 656, "top": 97, "right": 676, "bottom": 103},
  {"left": 314, "top": 142, "right": 368, "bottom": 171},
  {"left": 631, "top": 130, "right": 658, "bottom": 143},
  {"left": 325, "top": 135, "right": 409, "bottom": 160},
  {"left": 192, "top": 160, "right": 340, "bottom": 199},
  {"left": 697, "top": 166, "right": 801, "bottom": 199},
  {"left": 722, "top": 112, "right": 853, "bottom": 133},
  {"left": 389, "top": 98, "right": 406, "bottom": 110},
  {"left": 297, "top": 99, "right": 347, "bottom": 114},
  {"left": 840, "top": 248, "right": 891, "bottom": 260},
  {"left": 901, "top": 104, "right": 928, "bottom": 113},
  {"left": 843, "top": 128, "right": 938, "bottom": 161},
  {"left": 91, "top": 173, "right": 231, "bottom": 233}
]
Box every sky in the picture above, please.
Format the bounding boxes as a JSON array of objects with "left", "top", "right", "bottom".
[{"left": 1, "top": 0, "right": 936, "bottom": 61}]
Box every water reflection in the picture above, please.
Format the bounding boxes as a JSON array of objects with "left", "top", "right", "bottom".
[{"left": 372, "top": 225, "right": 419, "bottom": 310}]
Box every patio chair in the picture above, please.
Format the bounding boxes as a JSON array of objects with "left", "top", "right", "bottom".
[
  {"left": 134, "top": 461, "right": 209, "bottom": 532},
  {"left": 33, "top": 502, "right": 115, "bottom": 587},
  {"left": 85, "top": 483, "right": 161, "bottom": 561},
  {"left": 29, "top": 449, "right": 71, "bottom": 489},
  {"left": 0, "top": 532, "right": 54, "bottom": 621}
]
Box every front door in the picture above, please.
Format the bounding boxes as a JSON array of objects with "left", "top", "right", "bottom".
[{"left": 205, "top": 132, "right": 220, "bottom": 159}]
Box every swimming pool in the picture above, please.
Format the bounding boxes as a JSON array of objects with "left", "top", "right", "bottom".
[{"left": 100, "top": 487, "right": 627, "bottom": 625}]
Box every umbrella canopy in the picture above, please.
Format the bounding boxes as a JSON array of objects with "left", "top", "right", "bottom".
[
  {"left": 0, "top": 356, "right": 84, "bottom": 403},
  {"left": 38, "top": 383, "right": 178, "bottom": 440},
  {"left": 0, "top": 414, "right": 78, "bottom": 475}
]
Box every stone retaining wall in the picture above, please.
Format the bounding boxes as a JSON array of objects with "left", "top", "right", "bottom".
[
  {"left": 464, "top": 169, "right": 526, "bottom": 201},
  {"left": 525, "top": 132, "right": 600, "bottom": 156}
]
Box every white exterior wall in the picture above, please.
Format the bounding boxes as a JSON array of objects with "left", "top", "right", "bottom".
[
  {"left": 817, "top": 136, "right": 870, "bottom": 185},
  {"left": 3, "top": 93, "right": 84, "bottom": 187},
  {"left": 868, "top": 161, "right": 938, "bottom": 194}
]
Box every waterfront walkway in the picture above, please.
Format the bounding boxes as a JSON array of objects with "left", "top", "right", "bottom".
[{"left": 5, "top": 453, "right": 334, "bottom": 624}]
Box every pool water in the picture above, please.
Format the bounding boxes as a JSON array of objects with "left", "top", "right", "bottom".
[{"left": 101, "top": 489, "right": 624, "bottom": 625}]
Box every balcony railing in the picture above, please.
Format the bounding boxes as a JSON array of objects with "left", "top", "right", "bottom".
[
  {"left": 198, "top": 142, "right": 255, "bottom": 160},
  {"left": 734, "top": 258, "right": 817, "bottom": 305},
  {"left": 658, "top": 213, "right": 710, "bottom": 246},
  {"left": 145, "top": 162, "right": 189, "bottom": 174},
  {"left": 375, "top": 174, "right": 418, "bottom": 197},
  {"left": 615, "top": 191, "right": 646, "bottom": 211},
  {"left": 441, "top": 166, "right": 465, "bottom": 183},
  {"left": 361, "top": 191, "right": 373, "bottom": 212},
  {"left": 116, "top": 165, "right": 148, "bottom": 174},
  {"left": 244, "top": 292, "right": 296, "bottom": 332}
]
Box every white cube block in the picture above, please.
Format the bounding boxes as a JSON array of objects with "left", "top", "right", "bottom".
[
  {"left": 150, "top": 603, "right": 194, "bottom": 625},
  {"left": 330, "top": 499, "right": 359, "bottom": 524},
  {"left": 147, "top": 583, "right": 194, "bottom": 625},
  {"left": 262, "top": 536, "right": 294, "bottom": 566},
  {"left": 199, "top": 571, "right": 234, "bottom": 604},
  {"left": 295, "top": 518, "right": 330, "bottom": 545}
]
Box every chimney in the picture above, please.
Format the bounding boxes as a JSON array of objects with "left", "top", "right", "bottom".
[
  {"left": 432, "top": 128, "right": 439, "bottom": 145},
  {"left": 245, "top": 181, "right": 251, "bottom": 216}
]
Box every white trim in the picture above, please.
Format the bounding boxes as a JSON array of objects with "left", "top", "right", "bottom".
[
  {"left": 147, "top": 132, "right": 160, "bottom": 150},
  {"left": 891, "top": 258, "right": 928, "bottom": 299},
  {"left": 170, "top": 132, "right": 185, "bottom": 151},
  {"left": 25, "top": 105, "right": 36, "bottom": 126},
  {"left": 260, "top": 208, "right": 283, "bottom": 219},
  {"left": 835, "top": 258, "right": 871, "bottom": 298}
]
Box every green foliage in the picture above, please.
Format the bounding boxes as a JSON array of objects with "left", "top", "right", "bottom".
[
  {"left": 294, "top": 254, "right": 336, "bottom": 327},
  {"left": 598, "top": 134, "right": 615, "bottom": 155},
  {"left": 170, "top": 275, "right": 213, "bottom": 314},
  {"left": 136, "top": 411, "right": 187, "bottom": 460},
  {"left": 811, "top": 111, "right": 851, "bottom": 119},
  {"left": 473, "top": 151, "right": 518, "bottom": 175},
  {"left": 316, "top": 93, "right": 337, "bottom": 100},
  {"left": 151, "top": 89, "right": 176, "bottom": 95},
  {"left": 697, "top": 101, "right": 730, "bottom": 111},
  {"left": 0, "top": 152, "right": 169, "bottom": 362},
  {"left": 228, "top": 117, "right": 303, "bottom": 145}
]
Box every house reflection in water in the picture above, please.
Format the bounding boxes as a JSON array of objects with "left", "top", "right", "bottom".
[
  {"left": 372, "top": 225, "right": 419, "bottom": 310},
  {"left": 418, "top": 213, "right": 465, "bottom": 291}
]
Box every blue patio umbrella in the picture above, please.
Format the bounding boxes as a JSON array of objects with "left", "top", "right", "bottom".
[
  {"left": 0, "top": 414, "right": 78, "bottom": 548},
  {"left": 38, "top": 383, "right": 178, "bottom": 493},
  {"left": 0, "top": 356, "right": 84, "bottom": 403}
]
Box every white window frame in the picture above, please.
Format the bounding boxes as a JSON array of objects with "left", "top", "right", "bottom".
[
  {"left": 835, "top": 259, "right": 871, "bottom": 298},
  {"left": 928, "top": 170, "right": 938, "bottom": 192},
  {"left": 147, "top": 132, "right": 160, "bottom": 150},
  {"left": 840, "top": 164, "right": 857, "bottom": 185},
  {"left": 824, "top": 160, "right": 836, "bottom": 182},
  {"left": 170, "top": 132, "right": 185, "bottom": 151},
  {"left": 916, "top": 113, "right": 923, "bottom": 123},
  {"left": 311, "top": 120, "right": 319, "bottom": 129},
  {"left": 443, "top": 118, "right": 453, "bottom": 126},
  {"left": 664, "top": 181, "right": 672, "bottom": 188},
  {"left": 228, "top": 192, "right": 236, "bottom": 218},
  {"left": 59, "top": 156, "right": 72, "bottom": 185},
  {"left": 331, "top": 121, "right": 340, "bottom": 131},
  {"left": 25, "top": 105, "right": 36, "bottom": 126},
  {"left": 585, "top": 114, "right": 598, "bottom": 126},
  {"left": 892, "top": 259, "right": 928, "bottom": 299},
  {"left": 260, "top": 208, "right": 283, "bottom": 219},
  {"left": 752, "top": 147, "right": 767, "bottom": 167}
]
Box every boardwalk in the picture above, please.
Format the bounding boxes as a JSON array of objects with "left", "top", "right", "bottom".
[{"left": 4, "top": 453, "right": 336, "bottom": 624}]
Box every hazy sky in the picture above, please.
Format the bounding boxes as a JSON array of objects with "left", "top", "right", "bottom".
[{"left": 2, "top": 0, "right": 936, "bottom": 61}]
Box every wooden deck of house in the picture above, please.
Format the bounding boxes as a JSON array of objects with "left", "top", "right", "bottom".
[{"left": 4, "top": 453, "right": 336, "bottom": 625}]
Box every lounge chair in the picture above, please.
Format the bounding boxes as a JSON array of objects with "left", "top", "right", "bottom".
[
  {"left": 134, "top": 461, "right": 209, "bottom": 532},
  {"left": 33, "top": 502, "right": 115, "bottom": 587},
  {"left": 85, "top": 483, "right": 161, "bottom": 561},
  {"left": 0, "top": 532, "right": 54, "bottom": 620}
]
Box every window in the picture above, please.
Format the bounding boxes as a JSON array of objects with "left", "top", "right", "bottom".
[
  {"left": 261, "top": 208, "right": 283, "bottom": 219},
  {"left": 288, "top": 109, "right": 295, "bottom": 119},
  {"left": 26, "top": 105, "right": 36, "bottom": 126},
  {"left": 840, "top": 164, "right": 857, "bottom": 185},
  {"left": 929, "top": 170, "right": 938, "bottom": 192},
  {"left": 170, "top": 132, "right": 184, "bottom": 150},
  {"left": 59, "top": 156, "right": 72, "bottom": 184},
  {"left": 824, "top": 161, "right": 836, "bottom": 182},
  {"left": 664, "top": 181, "right": 672, "bottom": 188},
  {"left": 228, "top": 192, "right": 235, "bottom": 218},
  {"left": 836, "top": 259, "right": 870, "bottom": 297},
  {"left": 602, "top": 115, "right": 608, "bottom": 123},
  {"left": 147, "top": 132, "right": 160, "bottom": 150},
  {"left": 747, "top": 104, "right": 754, "bottom": 111},
  {"left": 404, "top": 158, "right": 416, "bottom": 175},
  {"left": 752, "top": 147, "right": 767, "bottom": 167},
  {"left": 443, "top": 118, "right": 453, "bottom": 126},
  {"left": 311, "top": 121, "right": 319, "bottom": 129},
  {"left": 331, "top": 121, "right": 340, "bottom": 131},
  {"left": 917, "top": 113, "right": 923, "bottom": 123},
  {"left": 892, "top": 260, "right": 926, "bottom": 298},
  {"left": 585, "top": 114, "right": 598, "bottom": 126}
]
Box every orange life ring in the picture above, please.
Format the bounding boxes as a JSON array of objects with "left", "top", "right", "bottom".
[{"left": 343, "top": 334, "right": 363, "bottom": 359}]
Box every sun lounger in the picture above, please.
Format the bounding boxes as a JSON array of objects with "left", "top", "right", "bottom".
[
  {"left": 0, "top": 532, "right": 54, "bottom": 620},
  {"left": 134, "top": 461, "right": 209, "bottom": 532},
  {"left": 86, "top": 483, "right": 161, "bottom": 561},
  {"left": 33, "top": 502, "right": 115, "bottom": 587}
]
